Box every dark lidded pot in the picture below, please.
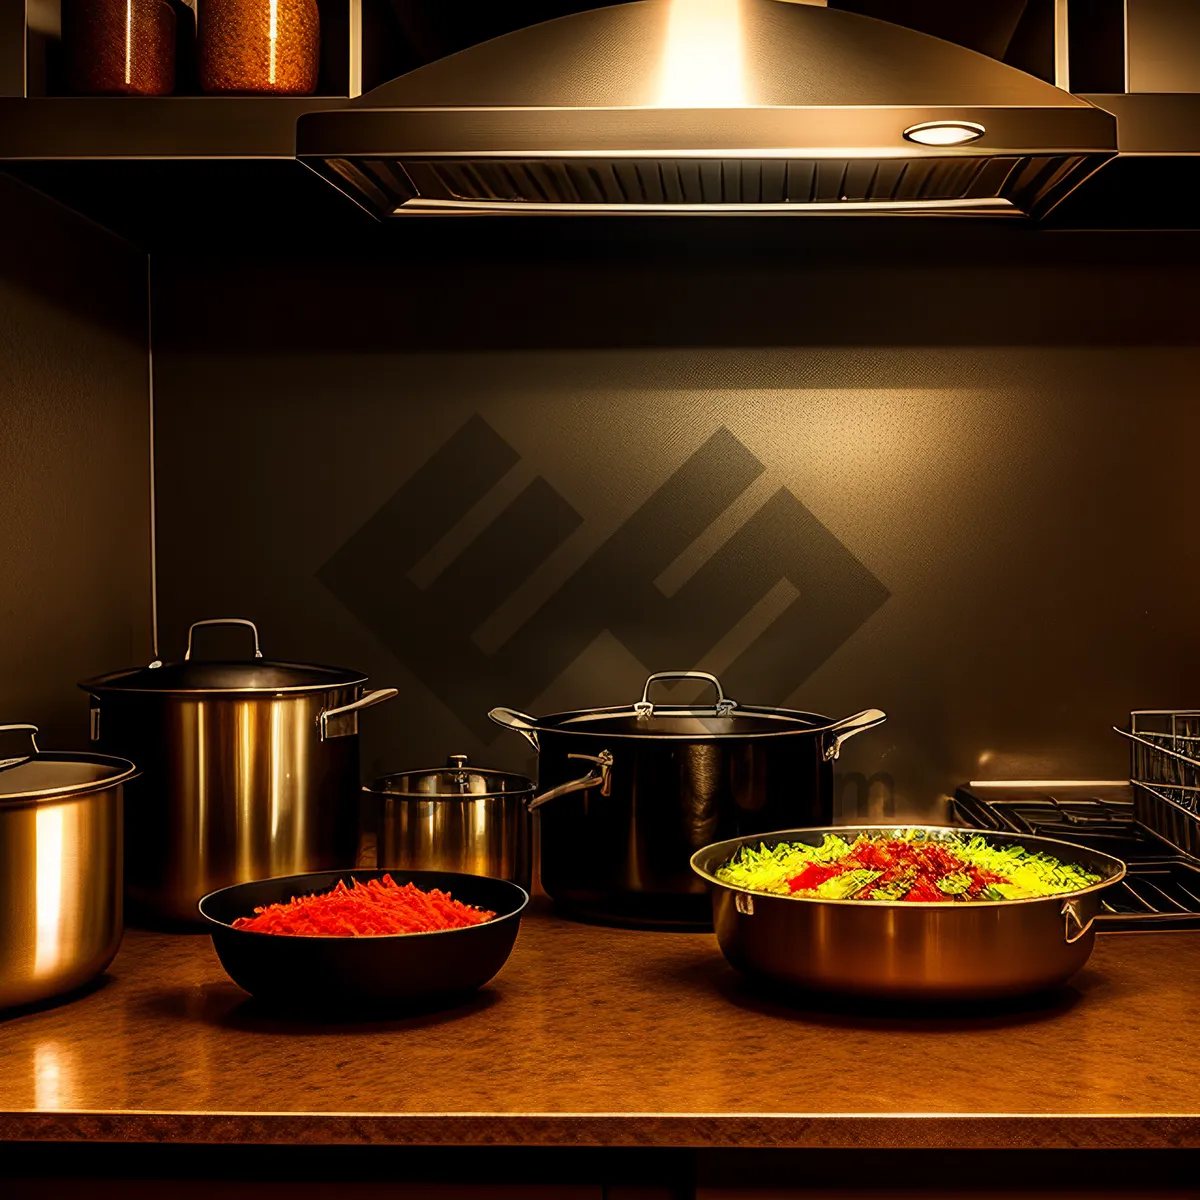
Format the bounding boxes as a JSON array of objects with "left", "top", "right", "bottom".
[{"left": 491, "top": 671, "right": 885, "bottom": 927}]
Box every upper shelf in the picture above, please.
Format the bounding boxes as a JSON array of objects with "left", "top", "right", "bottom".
[{"left": 0, "top": 97, "right": 348, "bottom": 161}]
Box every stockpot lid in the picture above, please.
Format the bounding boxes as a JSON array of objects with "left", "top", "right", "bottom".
[
  {"left": 79, "top": 618, "right": 368, "bottom": 697},
  {"left": 364, "top": 755, "right": 536, "bottom": 799},
  {"left": 0, "top": 725, "right": 138, "bottom": 805},
  {"left": 491, "top": 671, "right": 888, "bottom": 744}
]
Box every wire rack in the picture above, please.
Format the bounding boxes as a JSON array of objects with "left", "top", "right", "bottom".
[{"left": 1116, "top": 711, "right": 1200, "bottom": 857}]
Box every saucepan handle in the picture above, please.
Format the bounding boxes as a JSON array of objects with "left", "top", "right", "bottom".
[
  {"left": 184, "top": 618, "right": 263, "bottom": 661},
  {"left": 489, "top": 707, "right": 541, "bottom": 752},
  {"left": 821, "top": 708, "right": 887, "bottom": 762},
  {"left": 634, "top": 671, "right": 737, "bottom": 719},
  {"left": 319, "top": 688, "right": 399, "bottom": 740},
  {"left": 528, "top": 750, "right": 614, "bottom": 811},
  {"left": 1062, "top": 896, "right": 1095, "bottom": 945}
]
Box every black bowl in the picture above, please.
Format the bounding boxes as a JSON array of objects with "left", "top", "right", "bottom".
[{"left": 198, "top": 869, "right": 529, "bottom": 1013}]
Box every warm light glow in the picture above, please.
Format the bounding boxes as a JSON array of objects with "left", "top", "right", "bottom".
[
  {"left": 34, "top": 1042, "right": 64, "bottom": 1109},
  {"left": 658, "top": 0, "right": 747, "bottom": 108},
  {"left": 968, "top": 780, "right": 1128, "bottom": 788},
  {"left": 903, "top": 121, "right": 986, "bottom": 147},
  {"left": 34, "top": 803, "right": 65, "bottom": 975},
  {"left": 268, "top": 0, "right": 279, "bottom": 85},
  {"left": 124, "top": 0, "right": 133, "bottom": 85}
]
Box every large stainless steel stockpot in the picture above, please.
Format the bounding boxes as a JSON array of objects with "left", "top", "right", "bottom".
[
  {"left": 80, "top": 618, "right": 396, "bottom": 926},
  {"left": 490, "top": 671, "right": 885, "bottom": 927},
  {"left": 358, "top": 755, "right": 534, "bottom": 890},
  {"left": 691, "top": 825, "right": 1127, "bottom": 1002},
  {"left": 0, "top": 724, "right": 136, "bottom": 1010}
]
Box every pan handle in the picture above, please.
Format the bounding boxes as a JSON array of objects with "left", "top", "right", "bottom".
[
  {"left": 634, "top": 671, "right": 737, "bottom": 718},
  {"left": 528, "top": 750, "right": 613, "bottom": 811},
  {"left": 319, "top": 688, "right": 399, "bottom": 740},
  {"left": 822, "top": 709, "right": 888, "bottom": 761},
  {"left": 1062, "top": 897, "right": 1094, "bottom": 945},
  {"left": 489, "top": 707, "right": 541, "bottom": 752},
  {"left": 184, "top": 618, "right": 263, "bottom": 661}
]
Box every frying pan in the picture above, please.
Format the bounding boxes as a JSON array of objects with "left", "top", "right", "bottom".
[
  {"left": 199, "top": 868, "right": 528, "bottom": 1012},
  {"left": 691, "top": 825, "right": 1126, "bottom": 1001}
]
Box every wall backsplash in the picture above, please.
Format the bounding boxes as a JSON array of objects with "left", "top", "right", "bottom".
[
  {"left": 0, "top": 174, "right": 151, "bottom": 749},
  {"left": 152, "top": 229, "right": 1200, "bottom": 819}
]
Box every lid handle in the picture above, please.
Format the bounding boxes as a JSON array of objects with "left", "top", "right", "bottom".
[
  {"left": 184, "top": 618, "right": 263, "bottom": 662},
  {"left": 0, "top": 724, "right": 40, "bottom": 771},
  {"left": 634, "top": 671, "right": 737, "bottom": 719}
]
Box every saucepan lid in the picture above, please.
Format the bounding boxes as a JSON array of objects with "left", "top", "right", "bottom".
[
  {"left": 364, "top": 755, "right": 536, "bottom": 800},
  {"left": 79, "top": 618, "right": 367, "bottom": 696},
  {"left": 0, "top": 724, "right": 138, "bottom": 805}
]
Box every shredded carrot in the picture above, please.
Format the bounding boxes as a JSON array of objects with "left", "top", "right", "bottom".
[{"left": 231, "top": 874, "right": 496, "bottom": 936}]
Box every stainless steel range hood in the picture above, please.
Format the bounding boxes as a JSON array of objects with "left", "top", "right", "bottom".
[{"left": 297, "top": 0, "right": 1117, "bottom": 219}]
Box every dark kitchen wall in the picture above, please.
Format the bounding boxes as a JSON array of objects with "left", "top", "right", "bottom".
[
  {"left": 150, "top": 221, "right": 1200, "bottom": 818},
  {"left": 0, "top": 173, "right": 152, "bottom": 749}
]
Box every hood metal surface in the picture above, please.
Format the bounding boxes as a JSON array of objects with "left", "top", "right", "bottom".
[{"left": 297, "top": 0, "right": 1116, "bottom": 219}]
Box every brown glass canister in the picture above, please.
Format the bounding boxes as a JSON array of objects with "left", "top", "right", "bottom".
[
  {"left": 63, "top": 0, "right": 177, "bottom": 96},
  {"left": 198, "top": 0, "right": 320, "bottom": 94}
]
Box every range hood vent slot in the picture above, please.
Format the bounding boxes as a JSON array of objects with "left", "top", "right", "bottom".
[{"left": 341, "top": 153, "right": 1096, "bottom": 215}]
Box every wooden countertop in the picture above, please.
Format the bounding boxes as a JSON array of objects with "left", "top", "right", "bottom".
[{"left": 1, "top": 904, "right": 1199, "bottom": 1150}]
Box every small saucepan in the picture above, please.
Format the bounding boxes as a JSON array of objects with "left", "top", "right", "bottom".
[{"left": 358, "top": 756, "right": 534, "bottom": 891}]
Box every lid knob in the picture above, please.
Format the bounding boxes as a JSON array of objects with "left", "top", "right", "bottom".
[{"left": 446, "top": 754, "right": 469, "bottom": 769}]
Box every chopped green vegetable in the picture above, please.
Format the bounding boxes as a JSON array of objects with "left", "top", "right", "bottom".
[{"left": 713, "top": 828, "right": 1102, "bottom": 904}]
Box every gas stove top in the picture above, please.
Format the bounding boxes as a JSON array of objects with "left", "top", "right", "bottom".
[{"left": 952, "top": 781, "right": 1200, "bottom": 932}]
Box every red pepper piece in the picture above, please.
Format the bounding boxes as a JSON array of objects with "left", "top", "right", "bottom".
[{"left": 787, "top": 863, "right": 846, "bottom": 892}]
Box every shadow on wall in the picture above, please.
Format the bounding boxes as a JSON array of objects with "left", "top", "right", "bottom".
[
  {"left": 152, "top": 218, "right": 1200, "bottom": 357},
  {"left": 0, "top": 171, "right": 144, "bottom": 339}
]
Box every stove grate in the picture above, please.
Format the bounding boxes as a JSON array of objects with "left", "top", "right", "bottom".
[{"left": 952, "top": 783, "right": 1200, "bottom": 933}]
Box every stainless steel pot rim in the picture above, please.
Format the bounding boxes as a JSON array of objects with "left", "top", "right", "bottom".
[
  {"left": 690, "top": 824, "right": 1128, "bottom": 908},
  {"left": 197, "top": 870, "right": 531, "bottom": 940},
  {"left": 363, "top": 766, "right": 536, "bottom": 799},
  {"left": 79, "top": 663, "right": 369, "bottom": 696},
  {"left": 0, "top": 750, "right": 139, "bottom": 804}
]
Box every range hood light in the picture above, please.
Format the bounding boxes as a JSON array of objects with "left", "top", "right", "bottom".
[{"left": 903, "top": 121, "right": 987, "bottom": 147}]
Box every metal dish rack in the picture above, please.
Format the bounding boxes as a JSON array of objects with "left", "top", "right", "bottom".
[{"left": 1116, "top": 711, "right": 1200, "bottom": 859}]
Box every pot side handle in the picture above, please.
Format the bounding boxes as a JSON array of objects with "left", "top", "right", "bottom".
[
  {"left": 1062, "top": 896, "right": 1095, "bottom": 945},
  {"left": 319, "top": 688, "right": 399, "bottom": 740},
  {"left": 822, "top": 708, "right": 887, "bottom": 761},
  {"left": 528, "top": 751, "right": 614, "bottom": 811},
  {"left": 489, "top": 707, "right": 540, "bottom": 752}
]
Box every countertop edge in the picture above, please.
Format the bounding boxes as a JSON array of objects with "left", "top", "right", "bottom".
[{"left": 2, "top": 1112, "right": 1199, "bottom": 1150}]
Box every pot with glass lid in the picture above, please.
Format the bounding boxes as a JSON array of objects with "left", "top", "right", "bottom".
[
  {"left": 490, "top": 671, "right": 885, "bottom": 927},
  {"left": 80, "top": 618, "right": 397, "bottom": 926}
]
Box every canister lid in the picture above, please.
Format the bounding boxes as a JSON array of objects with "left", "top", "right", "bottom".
[
  {"left": 0, "top": 725, "right": 137, "bottom": 804},
  {"left": 364, "top": 755, "right": 535, "bottom": 799},
  {"left": 78, "top": 618, "right": 367, "bottom": 696}
]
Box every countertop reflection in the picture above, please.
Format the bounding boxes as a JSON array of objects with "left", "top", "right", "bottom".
[{"left": 0, "top": 900, "right": 1195, "bottom": 1149}]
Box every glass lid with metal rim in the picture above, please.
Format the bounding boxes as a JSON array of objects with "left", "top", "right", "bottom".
[{"left": 365, "top": 755, "right": 537, "bottom": 798}]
